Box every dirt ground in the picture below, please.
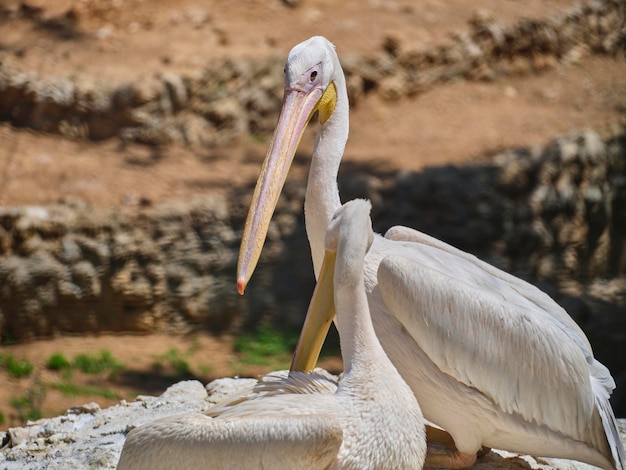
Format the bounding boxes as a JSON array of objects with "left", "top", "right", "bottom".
[
  {"left": 0, "top": 332, "right": 343, "bottom": 429},
  {"left": 0, "top": 0, "right": 624, "bottom": 429}
]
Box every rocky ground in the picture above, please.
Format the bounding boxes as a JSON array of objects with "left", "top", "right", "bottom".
[
  {"left": 0, "top": 0, "right": 624, "bottom": 436},
  {"left": 1, "top": 0, "right": 624, "bottom": 207},
  {"left": 1, "top": 378, "right": 625, "bottom": 469}
]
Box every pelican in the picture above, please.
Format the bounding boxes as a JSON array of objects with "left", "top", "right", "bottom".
[
  {"left": 117, "top": 199, "right": 427, "bottom": 470},
  {"left": 236, "top": 36, "right": 626, "bottom": 470}
]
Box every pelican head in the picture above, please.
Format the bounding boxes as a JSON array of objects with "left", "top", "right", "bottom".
[
  {"left": 324, "top": 199, "right": 375, "bottom": 256},
  {"left": 237, "top": 36, "right": 344, "bottom": 294},
  {"left": 290, "top": 199, "right": 374, "bottom": 372}
]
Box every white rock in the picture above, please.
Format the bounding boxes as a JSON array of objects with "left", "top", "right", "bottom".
[{"left": 0, "top": 377, "right": 624, "bottom": 469}]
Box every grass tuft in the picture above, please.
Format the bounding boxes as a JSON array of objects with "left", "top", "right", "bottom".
[
  {"left": 234, "top": 325, "right": 297, "bottom": 367},
  {"left": 72, "top": 350, "right": 124, "bottom": 376},
  {"left": 152, "top": 348, "right": 193, "bottom": 379},
  {"left": 46, "top": 353, "right": 71, "bottom": 371},
  {"left": 49, "top": 382, "right": 119, "bottom": 400},
  {"left": 0, "top": 354, "right": 35, "bottom": 378}
]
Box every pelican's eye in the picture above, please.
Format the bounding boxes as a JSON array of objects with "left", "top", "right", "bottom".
[{"left": 310, "top": 71, "right": 318, "bottom": 82}]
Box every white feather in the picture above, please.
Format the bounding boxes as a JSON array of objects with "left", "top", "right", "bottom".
[
  {"left": 118, "top": 200, "right": 426, "bottom": 470},
  {"left": 239, "top": 35, "right": 625, "bottom": 470}
]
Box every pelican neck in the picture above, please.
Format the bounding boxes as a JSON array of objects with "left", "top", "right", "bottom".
[{"left": 304, "top": 75, "right": 349, "bottom": 279}]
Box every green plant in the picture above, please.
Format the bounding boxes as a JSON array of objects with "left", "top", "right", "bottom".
[
  {"left": 0, "top": 354, "right": 35, "bottom": 378},
  {"left": 49, "top": 382, "right": 119, "bottom": 400},
  {"left": 10, "top": 380, "right": 45, "bottom": 423},
  {"left": 152, "top": 348, "right": 192, "bottom": 378},
  {"left": 165, "top": 348, "right": 191, "bottom": 376},
  {"left": 46, "top": 353, "right": 71, "bottom": 371},
  {"left": 72, "top": 350, "right": 124, "bottom": 376},
  {"left": 0, "top": 410, "right": 5, "bottom": 425},
  {"left": 234, "top": 325, "right": 297, "bottom": 367}
]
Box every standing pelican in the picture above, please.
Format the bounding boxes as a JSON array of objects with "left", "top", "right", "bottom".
[
  {"left": 237, "top": 36, "right": 626, "bottom": 470},
  {"left": 117, "top": 199, "right": 426, "bottom": 470}
]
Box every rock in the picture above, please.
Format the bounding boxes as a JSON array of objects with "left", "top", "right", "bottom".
[
  {"left": 0, "top": 0, "right": 622, "bottom": 145},
  {"left": 159, "top": 72, "right": 188, "bottom": 112},
  {"left": 205, "top": 377, "right": 258, "bottom": 404},
  {"left": 0, "top": 127, "right": 625, "bottom": 409},
  {"left": 0, "top": 376, "right": 624, "bottom": 469},
  {"left": 0, "top": 380, "right": 209, "bottom": 469}
]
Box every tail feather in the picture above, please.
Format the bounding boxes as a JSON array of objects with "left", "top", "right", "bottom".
[
  {"left": 595, "top": 395, "right": 626, "bottom": 470},
  {"left": 591, "top": 360, "right": 625, "bottom": 470}
]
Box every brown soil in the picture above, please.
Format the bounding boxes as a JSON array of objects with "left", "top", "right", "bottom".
[
  {"left": 0, "top": 0, "right": 624, "bottom": 430},
  {"left": 0, "top": 332, "right": 342, "bottom": 430}
]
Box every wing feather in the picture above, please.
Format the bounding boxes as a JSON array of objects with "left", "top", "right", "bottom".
[
  {"left": 384, "top": 226, "right": 593, "bottom": 354},
  {"left": 118, "top": 413, "right": 342, "bottom": 470},
  {"left": 377, "top": 253, "right": 594, "bottom": 439},
  {"left": 207, "top": 370, "right": 338, "bottom": 418}
]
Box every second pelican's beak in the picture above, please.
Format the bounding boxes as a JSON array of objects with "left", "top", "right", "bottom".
[
  {"left": 237, "top": 83, "right": 337, "bottom": 295},
  {"left": 290, "top": 250, "right": 336, "bottom": 372}
]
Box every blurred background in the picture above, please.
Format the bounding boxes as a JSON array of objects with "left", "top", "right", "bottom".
[{"left": 0, "top": 0, "right": 624, "bottom": 430}]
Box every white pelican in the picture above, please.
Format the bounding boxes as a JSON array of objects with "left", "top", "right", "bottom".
[
  {"left": 236, "top": 36, "right": 626, "bottom": 470},
  {"left": 117, "top": 199, "right": 427, "bottom": 470}
]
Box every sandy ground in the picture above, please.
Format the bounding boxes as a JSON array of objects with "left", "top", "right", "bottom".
[{"left": 0, "top": 0, "right": 624, "bottom": 429}]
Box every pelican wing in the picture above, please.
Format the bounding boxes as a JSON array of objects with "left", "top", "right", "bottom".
[
  {"left": 377, "top": 251, "right": 595, "bottom": 440},
  {"left": 384, "top": 225, "right": 593, "bottom": 354},
  {"left": 117, "top": 413, "right": 343, "bottom": 470},
  {"left": 207, "top": 370, "right": 338, "bottom": 418}
]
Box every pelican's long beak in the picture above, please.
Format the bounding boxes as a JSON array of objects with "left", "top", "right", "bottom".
[
  {"left": 237, "top": 83, "right": 337, "bottom": 295},
  {"left": 290, "top": 250, "right": 336, "bottom": 372}
]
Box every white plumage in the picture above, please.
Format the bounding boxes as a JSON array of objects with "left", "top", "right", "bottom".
[
  {"left": 117, "top": 199, "right": 426, "bottom": 470},
  {"left": 236, "top": 36, "right": 625, "bottom": 470}
]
